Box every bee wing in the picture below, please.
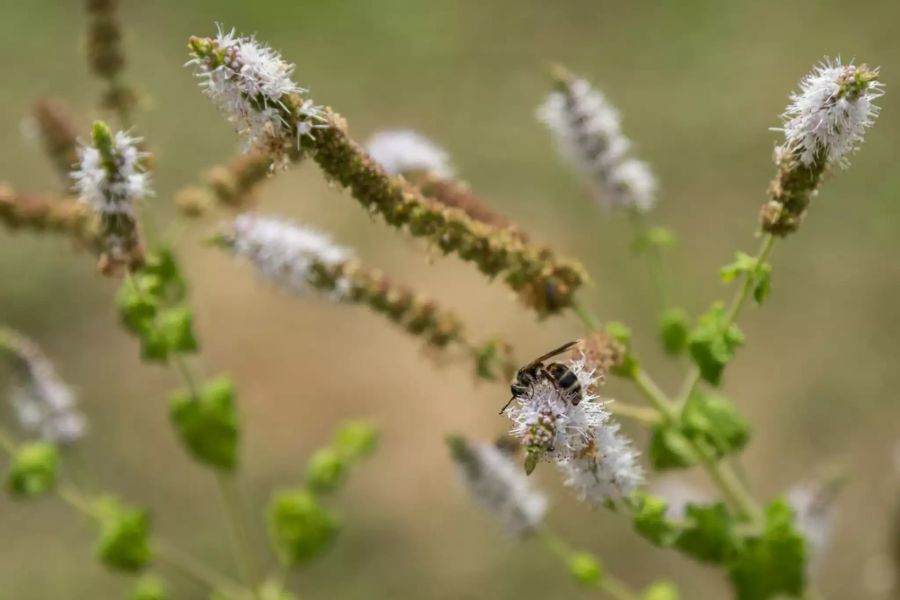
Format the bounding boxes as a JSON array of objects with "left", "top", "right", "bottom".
[{"left": 523, "top": 340, "right": 579, "bottom": 369}]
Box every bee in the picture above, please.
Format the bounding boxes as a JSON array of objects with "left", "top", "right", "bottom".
[{"left": 499, "top": 340, "right": 582, "bottom": 414}]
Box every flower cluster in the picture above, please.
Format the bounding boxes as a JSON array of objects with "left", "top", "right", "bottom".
[
  {"left": 780, "top": 58, "right": 883, "bottom": 168},
  {"left": 1, "top": 330, "right": 85, "bottom": 445},
  {"left": 366, "top": 130, "right": 455, "bottom": 179},
  {"left": 538, "top": 71, "right": 657, "bottom": 213},
  {"left": 71, "top": 121, "right": 150, "bottom": 273},
  {"left": 447, "top": 436, "right": 547, "bottom": 537},
  {"left": 187, "top": 27, "right": 325, "bottom": 165},
  {"left": 220, "top": 214, "right": 465, "bottom": 347},
  {"left": 762, "top": 58, "right": 882, "bottom": 235},
  {"left": 504, "top": 349, "right": 643, "bottom": 504}
]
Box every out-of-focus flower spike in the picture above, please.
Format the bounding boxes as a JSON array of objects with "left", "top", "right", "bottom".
[
  {"left": 25, "top": 99, "right": 80, "bottom": 185},
  {"left": 216, "top": 213, "right": 467, "bottom": 348},
  {"left": 786, "top": 469, "right": 844, "bottom": 570},
  {"left": 71, "top": 121, "right": 151, "bottom": 275},
  {"left": 84, "top": 0, "right": 137, "bottom": 122},
  {"left": 762, "top": 58, "right": 883, "bottom": 235},
  {"left": 0, "top": 183, "right": 101, "bottom": 252},
  {"left": 537, "top": 64, "right": 657, "bottom": 214},
  {"left": 0, "top": 328, "right": 86, "bottom": 445},
  {"left": 175, "top": 151, "right": 274, "bottom": 218},
  {"left": 447, "top": 435, "right": 547, "bottom": 537}
]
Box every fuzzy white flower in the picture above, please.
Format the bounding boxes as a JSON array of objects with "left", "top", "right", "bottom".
[
  {"left": 449, "top": 437, "right": 547, "bottom": 537},
  {"left": 71, "top": 129, "right": 150, "bottom": 216},
  {"left": 187, "top": 26, "right": 326, "bottom": 158},
  {"left": 226, "top": 214, "right": 352, "bottom": 297},
  {"left": 505, "top": 353, "right": 605, "bottom": 464},
  {"left": 538, "top": 77, "right": 657, "bottom": 212},
  {"left": 2, "top": 333, "right": 85, "bottom": 445},
  {"left": 780, "top": 58, "right": 883, "bottom": 167},
  {"left": 365, "top": 130, "right": 455, "bottom": 179},
  {"left": 557, "top": 419, "right": 644, "bottom": 506}
]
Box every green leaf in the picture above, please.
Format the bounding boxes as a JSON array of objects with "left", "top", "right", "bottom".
[
  {"left": 682, "top": 391, "right": 749, "bottom": 459},
  {"left": 606, "top": 321, "right": 639, "bottom": 378},
  {"left": 6, "top": 442, "right": 58, "bottom": 498},
  {"left": 632, "top": 492, "right": 679, "bottom": 546},
  {"left": 170, "top": 376, "right": 239, "bottom": 471},
  {"left": 158, "top": 307, "right": 199, "bottom": 354},
  {"left": 568, "top": 552, "right": 604, "bottom": 587},
  {"left": 648, "top": 426, "right": 698, "bottom": 470},
  {"left": 130, "top": 575, "right": 168, "bottom": 600},
  {"left": 332, "top": 420, "right": 379, "bottom": 461},
  {"left": 720, "top": 252, "right": 772, "bottom": 306},
  {"left": 753, "top": 269, "right": 771, "bottom": 305},
  {"left": 116, "top": 283, "right": 158, "bottom": 334},
  {"left": 305, "top": 448, "right": 347, "bottom": 494},
  {"left": 95, "top": 497, "right": 153, "bottom": 572},
  {"left": 633, "top": 226, "right": 676, "bottom": 254},
  {"left": 267, "top": 489, "right": 340, "bottom": 566},
  {"left": 659, "top": 308, "right": 690, "bottom": 356},
  {"left": 728, "top": 500, "right": 807, "bottom": 600},
  {"left": 687, "top": 303, "right": 744, "bottom": 385},
  {"left": 143, "top": 247, "right": 187, "bottom": 303},
  {"left": 643, "top": 581, "right": 681, "bottom": 600},
  {"left": 675, "top": 503, "right": 743, "bottom": 564}
]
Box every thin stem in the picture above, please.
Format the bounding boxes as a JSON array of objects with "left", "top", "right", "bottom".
[
  {"left": 156, "top": 539, "right": 249, "bottom": 599},
  {"left": 571, "top": 299, "right": 602, "bottom": 332},
  {"left": 675, "top": 233, "right": 777, "bottom": 409},
  {"left": 628, "top": 210, "right": 671, "bottom": 310},
  {"left": 537, "top": 529, "right": 641, "bottom": 600},
  {"left": 606, "top": 402, "right": 662, "bottom": 425},
  {"left": 215, "top": 472, "right": 263, "bottom": 594}
]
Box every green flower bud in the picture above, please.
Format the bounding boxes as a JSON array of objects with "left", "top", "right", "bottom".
[
  {"left": 6, "top": 442, "right": 59, "bottom": 498},
  {"left": 130, "top": 575, "right": 168, "bottom": 600},
  {"left": 267, "top": 489, "right": 340, "bottom": 566},
  {"left": 332, "top": 420, "right": 378, "bottom": 460},
  {"left": 568, "top": 552, "right": 604, "bottom": 587},
  {"left": 305, "top": 448, "right": 347, "bottom": 494},
  {"left": 170, "top": 376, "right": 239, "bottom": 471},
  {"left": 95, "top": 497, "right": 153, "bottom": 572}
]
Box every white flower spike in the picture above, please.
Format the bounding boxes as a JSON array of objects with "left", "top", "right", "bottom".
[
  {"left": 365, "top": 130, "right": 455, "bottom": 179},
  {"left": 780, "top": 58, "right": 883, "bottom": 168},
  {"left": 538, "top": 71, "right": 657, "bottom": 213},
  {"left": 448, "top": 436, "right": 547, "bottom": 537}
]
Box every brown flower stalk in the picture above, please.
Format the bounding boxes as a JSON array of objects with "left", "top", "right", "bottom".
[
  {"left": 176, "top": 151, "right": 273, "bottom": 217},
  {"left": 0, "top": 183, "right": 100, "bottom": 252}
]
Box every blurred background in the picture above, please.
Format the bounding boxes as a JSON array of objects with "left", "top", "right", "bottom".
[{"left": 1, "top": 0, "right": 899, "bottom": 598}]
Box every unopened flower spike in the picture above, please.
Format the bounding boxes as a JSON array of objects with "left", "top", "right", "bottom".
[
  {"left": 84, "top": 0, "right": 137, "bottom": 121},
  {"left": 0, "top": 328, "right": 86, "bottom": 445},
  {"left": 176, "top": 151, "right": 273, "bottom": 217},
  {"left": 217, "top": 213, "right": 466, "bottom": 348},
  {"left": 447, "top": 435, "right": 547, "bottom": 537},
  {"left": 71, "top": 120, "right": 151, "bottom": 274},
  {"left": 188, "top": 27, "right": 586, "bottom": 316},
  {"left": 0, "top": 183, "right": 101, "bottom": 253},
  {"left": 762, "top": 58, "right": 883, "bottom": 235},
  {"left": 186, "top": 27, "right": 326, "bottom": 166},
  {"left": 538, "top": 64, "right": 657, "bottom": 214},
  {"left": 25, "top": 99, "right": 80, "bottom": 186}
]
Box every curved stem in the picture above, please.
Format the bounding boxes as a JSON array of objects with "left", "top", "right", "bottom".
[
  {"left": 607, "top": 401, "right": 662, "bottom": 425},
  {"left": 215, "top": 473, "right": 263, "bottom": 594},
  {"left": 571, "top": 299, "right": 601, "bottom": 332},
  {"left": 675, "top": 233, "right": 776, "bottom": 409},
  {"left": 537, "top": 529, "right": 641, "bottom": 600}
]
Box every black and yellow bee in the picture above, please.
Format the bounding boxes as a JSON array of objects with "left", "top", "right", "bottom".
[{"left": 500, "top": 340, "right": 582, "bottom": 414}]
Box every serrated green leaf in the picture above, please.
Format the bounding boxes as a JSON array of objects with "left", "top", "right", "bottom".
[
  {"left": 675, "top": 502, "right": 743, "bottom": 564},
  {"left": 659, "top": 308, "right": 690, "bottom": 355},
  {"left": 95, "top": 497, "right": 152, "bottom": 572},
  {"left": 687, "top": 303, "right": 744, "bottom": 385},
  {"left": 648, "top": 426, "right": 699, "bottom": 470},
  {"left": 6, "top": 442, "right": 58, "bottom": 497},
  {"left": 632, "top": 492, "right": 680, "bottom": 546},
  {"left": 267, "top": 489, "right": 340, "bottom": 566},
  {"left": 727, "top": 500, "right": 807, "bottom": 600},
  {"left": 158, "top": 307, "right": 198, "bottom": 354},
  {"left": 682, "top": 391, "right": 749, "bottom": 459},
  {"left": 169, "top": 376, "right": 239, "bottom": 471}
]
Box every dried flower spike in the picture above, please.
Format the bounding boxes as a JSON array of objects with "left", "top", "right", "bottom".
[
  {"left": 218, "top": 214, "right": 465, "bottom": 347},
  {"left": 0, "top": 328, "right": 86, "bottom": 445},
  {"left": 447, "top": 435, "right": 547, "bottom": 537},
  {"left": 0, "top": 183, "right": 101, "bottom": 252},
  {"left": 538, "top": 66, "right": 657, "bottom": 214},
  {"left": 187, "top": 27, "right": 325, "bottom": 166},
  {"left": 762, "top": 58, "right": 883, "bottom": 235},
  {"left": 187, "top": 28, "right": 586, "bottom": 315},
  {"left": 71, "top": 121, "right": 150, "bottom": 274}
]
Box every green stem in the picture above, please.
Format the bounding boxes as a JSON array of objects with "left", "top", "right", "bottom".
[
  {"left": 537, "top": 529, "right": 641, "bottom": 600},
  {"left": 571, "top": 299, "right": 602, "bottom": 332},
  {"left": 607, "top": 402, "right": 662, "bottom": 425},
  {"left": 215, "top": 472, "right": 263, "bottom": 594},
  {"left": 675, "top": 233, "right": 776, "bottom": 409},
  {"left": 628, "top": 210, "right": 671, "bottom": 310},
  {"left": 156, "top": 539, "right": 250, "bottom": 600}
]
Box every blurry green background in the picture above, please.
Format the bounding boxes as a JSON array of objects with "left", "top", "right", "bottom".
[{"left": 2, "top": 0, "right": 899, "bottom": 598}]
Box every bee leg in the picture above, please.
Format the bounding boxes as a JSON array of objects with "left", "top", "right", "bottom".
[{"left": 498, "top": 396, "right": 516, "bottom": 415}]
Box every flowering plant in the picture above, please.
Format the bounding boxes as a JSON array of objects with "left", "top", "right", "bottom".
[{"left": 0, "top": 3, "right": 894, "bottom": 599}]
